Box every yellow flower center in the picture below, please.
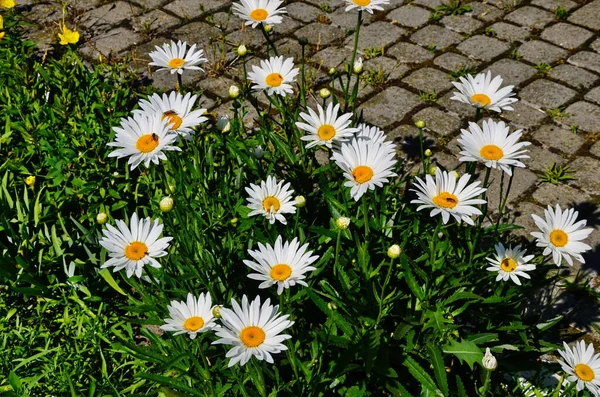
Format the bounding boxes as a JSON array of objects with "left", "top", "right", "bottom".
[
  {"left": 575, "top": 363, "right": 595, "bottom": 382},
  {"left": 136, "top": 133, "right": 160, "bottom": 153},
  {"left": 549, "top": 229, "right": 568, "bottom": 247},
  {"left": 352, "top": 165, "right": 374, "bottom": 184},
  {"left": 479, "top": 144, "right": 504, "bottom": 161},
  {"left": 250, "top": 8, "right": 268, "bottom": 21},
  {"left": 471, "top": 93, "right": 492, "bottom": 107},
  {"left": 317, "top": 124, "right": 336, "bottom": 140},
  {"left": 263, "top": 196, "right": 281, "bottom": 212},
  {"left": 162, "top": 110, "right": 183, "bottom": 130},
  {"left": 500, "top": 258, "right": 517, "bottom": 272},
  {"left": 168, "top": 57, "right": 185, "bottom": 69},
  {"left": 183, "top": 316, "right": 205, "bottom": 332},
  {"left": 353, "top": 0, "right": 372, "bottom": 5},
  {"left": 432, "top": 192, "right": 459, "bottom": 209},
  {"left": 265, "top": 73, "right": 284, "bottom": 87},
  {"left": 240, "top": 326, "right": 266, "bottom": 348},
  {"left": 270, "top": 264, "right": 292, "bottom": 281},
  {"left": 125, "top": 241, "right": 148, "bottom": 261}
]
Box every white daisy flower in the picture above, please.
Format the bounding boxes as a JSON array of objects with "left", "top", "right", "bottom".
[
  {"left": 530, "top": 204, "right": 593, "bottom": 266},
  {"left": 212, "top": 295, "right": 294, "bottom": 367},
  {"left": 99, "top": 213, "right": 172, "bottom": 278},
  {"left": 450, "top": 71, "right": 518, "bottom": 113},
  {"left": 331, "top": 138, "right": 397, "bottom": 201},
  {"left": 356, "top": 123, "right": 395, "bottom": 152},
  {"left": 247, "top": 56, "right": 299, "bottom": 97},
  {"left": 107, "top": 112, "right": 181, "bottom": 170},
  {"left": 245, "top": 175, "right": 297, "bottom": 225},
  {"left": 345, "top": 0, "right": 390, "bottom": 14},
  {"left": 557, "top": 340, "right": 600, "bottom": 396},
  {"left": 411, "top": 168, "right": 487, "bottom": 225},
  {"left": 233, "top": 0, "right": 287, "bottom": 28},
  {"left": 133, "top": 92, "right": 208, "bottom": 140},
  {"left": 296, "top": 102, "right": 359, "bottom": 149},
  {"left": 458, "top": 119, "right": 531, "bottom": 176},
  {"left": 160, "top": 293, "right": 218, "bottom": 339},
  {"left": 149, "top": 40, "right": 207, "bottom": 75},
  {"left": 244, "top": 236, "right": 319, "bottom": 295},
  {"left": 485, "top": 243, "right": 536, "bottom": 286}
]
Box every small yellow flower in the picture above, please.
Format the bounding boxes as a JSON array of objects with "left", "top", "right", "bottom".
[
  {"left": 58, "top": 23, "right": 80, "bottom": 45},
  {"left": 0, "top": 15, "right": 4, "bottom": 40},
  {"left": 25, "top": 175, "right": 35, "bottom": 187},
  {"left": 0, "top": 0, "right": 15, "bottom": 9}
]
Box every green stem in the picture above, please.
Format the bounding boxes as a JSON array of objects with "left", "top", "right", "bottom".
[
  {"left": 479, "top": 166, "right": 492, "bottom": 225},
  {"left": 429, "top": 221, "right": 441, "bottom": 270},
  {"left": 334, "top": 229, "right": 342, "bottom": 277},
  {"left": 300, "top": 42, "right": 307, "bottom": 108},
  {"left": 177, "top": 73, "right": 183, "bottom": 94},
  {"left": 475, "top": 107, "right": 482, "bottom": 123},
  {"left": 418, "top": 126, "right": 425, "bottom": 174},
  {"left": 260, "top": 24, "right": 278, "bottom": 56},
  {"left": 376, "top": 257, "right": 395, "bottom": 325},
  {"left": 197, "top": 342, "right": 216, "bottom": 397},
  {"left": 479, "top": 370, "right": 491, "bottom": 397},
  {"left": 495, "top": 168, "right": 514, "bottom": 234},
  {"left": 362, "top": 197, "right": 370, "bottom": 237},
  {"left": 344, "top": 10, "right": 362, "bottom": 111}
]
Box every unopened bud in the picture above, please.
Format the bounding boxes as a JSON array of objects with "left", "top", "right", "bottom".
[
  {"left": 217, "top": 116, "right": 231, "bottom": 133},
  {"left": 237, "top": 44, "right": 247, "bottom": 56},
  {"left": 387, "top": 244, "right": 401, "bottom": 259},
  {"left": 295, "top": 195, "right": 306, "bottom": 208},
  {"left": 428, "top": 165, "right": 438, "bottom": 175},
  {"left": 298, "top": 36, "right": 309, "bottom": 46},
  {"left": 319, "top": 88, "right": 331, "bottom": 99},
  {"left": 449, "top": 170, "right": 459, "bottom": 180},
  {"left": 96, "top": 212, "right": 108, "bottom": 225},
  {"left": 353, "top": 57, "right": 363, "bottom": 74},
  {"left": 229, "top": 85, "right": 240, "bottom": 98},
  {"left": 424, "top": 149, "right": 432, "bottom": 157},
  {"left": 25, "top": 175, "right": 36, "bottom": 187},
  {"left": 415, "top": 120, "right": 426, "bottom": 129},
  {"left": 327, "top": 302, "right": 337, "bottom": 310},
  {"left": 212, "top": 305, "right": 223, "bottom": 318},
  {"left": 263, "top": 24, "right": 273, "bottom": 33},
  {"left": 335, "top": 216, "right": 351, "bottom": 230},
  {"left": 253, "top": 145, "right": 264, "bottom": 159},
  {"left": 159, "top": 196, "right": 174, "bottom": 212},
  {"left": 230, "top": 217, "right": 238, "bottom": 225},
  {"left": 483, "top": 348, "right": 497, "bottom": 371},
  {"left": 328, "top": 67, "right": 336, "bottom": 75}
]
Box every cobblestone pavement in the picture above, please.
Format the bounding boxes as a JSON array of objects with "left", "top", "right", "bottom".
[{"left": 17, "top": 0, "right": 600, "bottom": 318}]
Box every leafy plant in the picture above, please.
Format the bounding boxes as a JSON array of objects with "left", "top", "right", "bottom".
[
  {"left": 419, "top": 90, "right": 439, "bottom": 103},
  {"left": 363, "top": 46, "right": 383, "bottom": 60},
  {"left": 362, "top": 66, "right": 388, "bottom": 87},
  {"left": 537, "top": 162, "right": 576, "bottom": 185},
  {"left": 535, "top": 62, "right": 552, "bottom": 76},
  {"left": 435, "top": 0, "right": 473, "bottom": 15},
  {"left": 546, "top": 107, "right": 569, "bottom": 120},
  {"left": 450, "top": 65, "right": 476, "bottom": 79},
  {"left": 555, "top": 6, "right": 569, "bottom": 20}
]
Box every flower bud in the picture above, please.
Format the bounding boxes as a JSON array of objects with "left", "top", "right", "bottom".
[
  {"left": 263, "top": 24, "right": 273, "bottom": 33},
  {"left": 428, "top": 165, "right": 438, "bottom": 175},
  {"left": 449, "top": 170, "right": 459, "bottom": 180},
  {"left": 168, "top": 183, "right": 176, "bottom": 193},
  {"left": 159, "top": 196, "right": 174, "bottom": 212},
  {"left": 415, "top": 120, "right": 426, "bottom": 129},
  {"left": 230, "top": 217, "right": 238, "bottom": 225},
  {"left": 25, "top": 175, "right": 36, "bottom": 187},
  {"left": 387, "top": 244, "right": 401, "bottom": 259},
  {"left": 483, "top": 348, "right": 497, "bottom": 371},
  {"left": 212, "top": 305, "right": 223, "bottom": 318},
  {"left": 229, "top": 85, "right": 240, "bottom": 98},
  {"left": 335, "top": 216, "right": 351, "bottom": 230},
  {"left": 327, "top": 302, "right": 337, "bottom": 310},
  {"left": 328, "top": 67, "right": 337, "bottom": 75},
  {"left": 319, "top": 88, "right": 331, "bottom": 99},
  {"left": 217, "top": 116, "right": 231, "bottom": 133},
  {"left": 353, "top": 57, "right": 363, "bottom": 74},
  {"left": 236, "top": 44, "right": 247, "bottom": 56},
  {"left": 253, "top": 145, "right": 264, "bottom": 159},
  {"left": 96, "top": 212, "right": 108, "bottom": 225},
  {"left": 295, "top": 195, "right": 306, "bottom": 208},
  {"left": 424, "top": 149, "right": 432, "bottom": 157},
  {"left": 298, "top": 36, "right": 309, "bottom": 46}
]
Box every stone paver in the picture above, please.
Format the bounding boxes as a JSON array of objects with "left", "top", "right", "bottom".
[
  {"left": 361, "top": 86, "right": 420, "bottom": 129},
  {"left": 441, "top": 15, "right": 484, "bottom": 34},
  {"left": 564, "top": 102, "right": 600, "bottom": 134},
  {"left": 457, "top": 35, "right": 509, "bottom": 62},
  {"left": 568, "top": 51, "right": 600, "bottom": 74},
  {"left": 566, "top": 157, "right": 600, "bottom": 194},
  {"left": 488, "top": 22, "right": 530, "bottom": 43},
  {"left": 549, "top": 64, "right": 600, "bottom": 90},
  {"left": 434, "top": 53, "right": 479, "bottom": 73},
  {"left": 403, "top": 67, "right": 454, "bottom": 93},
  {"left": 411, "top": 25, "right": 463, "bottom": 50},
  {"left": 541, "top": 23, "right": 595, "bottom": 50},
  {"left": 585, "top": 87, "right": 600, "bottom": 106},
  {"left": 533, "top": 124, "right": 586, "bottom": 154},
  {"left": 505, "top": 6, "right": 555, "bottom": 29},
  {"left": 568, "top": 1, "right": 600, "bottom": 31},
  {"left": 387, "top": 43, "right": 434, "bottom": 64},
  {"left": 520, "top": 79, "right": 577, "bottom": 109},
  {"left": 484, "top": 59, "right": 537, "bottom": 87},
  {"left": 518, "top": 40, "right": 569, "bottom": 65},
  {"left": 347, "top": 21, "right": 407, "bottom": 51},
  {"left": 412, "top": 108, "right": 462, "bottom": 136},
  {"left": 388, "top": 5, "right": 431, "bottom": 28}
]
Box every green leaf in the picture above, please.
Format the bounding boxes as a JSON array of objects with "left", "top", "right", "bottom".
[
  {"left": 9, "top": 371, "right": 22, "bottom": 391},
  {"left": 442, "top": 339, "right": 483, "bottom": 370},
  {"left": 403, "top": 356, "right": 443, "bottom": 396},
  {"left": 466, "top": 333, "right": 498, "bottom": 345},
  {"left": 536, "top": 315, "right": 563, "bottom": 331},
  {"left": 137, "top": 373, "right": 204, "bottom": 396},
  {"left": 423, "top": 310, "right": 450, "bottom": 333},
  {"left": 99, "top": 268, "right": 127, "bottom": 295},
  {"left": 426, "top": 343, "right": 448, "bottom": 396},
  {"left": 400, "top": 257, "right": 425, "bottom": 301},
  {"left": 455, "top": 375, "right": 467, "bottom": 397}
]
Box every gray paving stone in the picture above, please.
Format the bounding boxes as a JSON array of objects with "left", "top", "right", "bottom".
[
  {"left": 533, "top": 124, "right": 585, "bottom": 154},
  {"left": 132, "top": 10, "right": 181, "bottom": 36},
  {"left": 500, "top": 101, "right": 549, "bottom": 130},
  {"left": 437, "top": 91, "right": 476, "bottom": 119},
  {"left": 403, "top": 67, "right": 453, "bottom": 93},
  {"left": 531, "top": 0, "right": 577, "bottom": 11},
  {"left": 441, "top": 15, "right": 484, "bottom": 34},
  {"left": 519, "top": 79, "right": 577, "bottom": 109},
  {"left": 410, "top": 25, "right": 463, "bottom": 50},
  {"left": 550, "top": 64, "right": 599, "bottom": 90},
  {"left": 434, "top": 53, "right": 479, "bottom": 73},
  {"left": 457, "top": 35, "right": 509, "bottom": 62},
  {"left": 82, "top": 27, "right": 143, "bottom": 56},
  {"left": 590, "top": 141, "right": 600, "bottom": 158},
  {"left": 346, "top": 21, "right": 407, "bottom": 51},
  {"left": 164, "top": 0, "right": 223, "bottom": 20},
  {"left": 293, "top": 23, "right": 345, "bottom": 46},
  {"left": 567, "top": 52, "right": 600, "bottom": 74},
  {"left": 361, "top": 86, "right": 420, "bottom": 129},
  {"left": 564, "top": 101, "right": 600, "bottom": 134},
  {"left": 225, "top": 28, "right": 263, "bottom": 52},
  {"left": 198, "top": 75, "right": 238, "bottom": 99},
  {"left": 387, "top": 42, "right": 434, "bottom": 64},
  {"left": 387, "top": 5, "right": 431, "bottom": 28},
  {"left": 488, "top": 22, "right": 530, "bottom": 43},
  {"left": 526, "top": 145, "right": 567, "bottom": 172},
  {"left": 540, "top": 23, "right": 595, "bottom": 50},
  {"left": 413, "top": 0, "right": 443, "bottom": 9},
  {"left": 277, "top": 38, "right": 304, "bottom": 60},
  {"left": 469, "top": 2, "right": 505, "bottom": 22},
  {"left": 412, "top": 107, "right": 461, "bottom": 136},
  {"left": 568, "top": 1, "right": 600, "bottom": 31},
  {"left": 518, "top": 40, "right": 568, "bottom": 65},
  {"left": 585, "top": 87, "right": 600, "bottom": 107},
  {"left": 273, "top": 14, "right": 303, "bottom": 35},
  {"left": 485, "top": 167, "right": 538, "bottom": 212},
  {"left": 510, "top": 201, "right": 545, "bottom": 239},
  {"left": 365, "top": 57, "right": 410, "bottom": 81},
  {"left": 286, "top": 2, "right": 321, "bottom": 23},
  {"left": 566, "top": 156, "right": 600, "bottom": 194},
  {"left": 504, "top": 6, "right": 554, "bottom": 29},
  {"left": 328, "top": 6, "right": 375, "bottom": 29},
  {"left": 532, "top": 183, "right": 593, "bottom": 209},
  {"left": 129, "top": 0, "right": 167, "bottom": 10},
  {"left": 209, "top": 12, "right": 245, "bottom": 33},
  {"left": 484, "top": 58, "right": 537, "bottom": 87},
  {"left": 81, "top": 1, "right": 142, "bottom": 29},
  {"left": 311, "top": 46, "right": 350, "bottom": 71},
  {"left": 592, "top": 38, "right": 600, "bottom": 53},
  {"left": 176, "top": 23, "right": 225, "bottom": 60}
]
